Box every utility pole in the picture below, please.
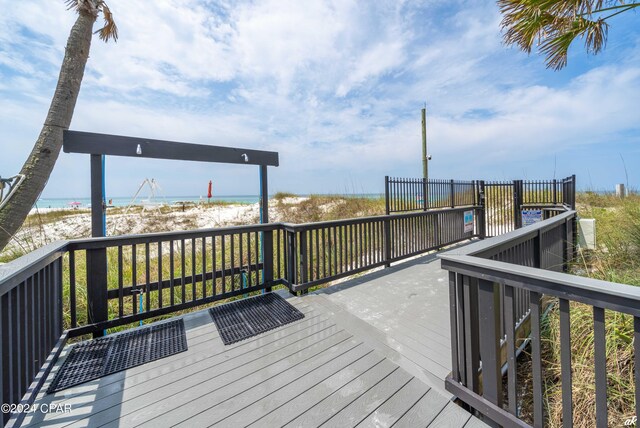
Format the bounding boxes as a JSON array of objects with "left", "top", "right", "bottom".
[{"left": 421, "top": 106, "right": 428, "bottom": 180}]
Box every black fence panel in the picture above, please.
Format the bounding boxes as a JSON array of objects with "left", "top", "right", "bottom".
[
  {"left": 386, "top": 176, "right": 576, "bottom": 239},
  {"left": 440, "top": 209, "right": 639, "bottom": 427},
  {"left": 0, "top": 243, "right": 65, "bottom": 426},
  {"left": 385, "top": 177, "right": 478, "bottom": 214}
]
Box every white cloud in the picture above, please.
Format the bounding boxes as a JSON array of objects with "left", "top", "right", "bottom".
[{"left": 0, "top": 0, "right": 638, "bottom": 196}]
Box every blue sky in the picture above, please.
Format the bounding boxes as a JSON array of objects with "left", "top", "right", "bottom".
[{"left": 0, "top": 0, "right": 638, "bottom": 198}]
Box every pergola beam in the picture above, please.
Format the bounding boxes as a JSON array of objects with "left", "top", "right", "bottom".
[{"left": 63, "top": 131, "right": 279, "bottom": 167}]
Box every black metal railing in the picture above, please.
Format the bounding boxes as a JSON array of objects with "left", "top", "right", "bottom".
[
  {"left": 283, "top": 207, "right": 480, "bottom": 292},
  {"left": 385, "top": 176, "right": 576, "bottom": 238},
  {"left": 385, "top": 177, "right": 477, "bottom": 213},
  {"left": 0, "top": 174, "right": 577, "bottom": 426},
  {"left": 0, "top": 206, "right": 483, "bottom": 425},
  {"left": 64, "top": 223, "right": 285, "bottom": 337},
  {"left": 440, "top": 210, "right": 639, "bottom": 427}
]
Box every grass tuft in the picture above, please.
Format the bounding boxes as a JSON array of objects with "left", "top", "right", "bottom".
[{"left": 538, "top": 191, "right": 639, "bottom": 426}]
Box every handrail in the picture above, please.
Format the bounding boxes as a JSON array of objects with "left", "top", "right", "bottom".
[
  {"left": 440, "top": 210, "right": 575, "bottom": 258},
  {"left": 0, "top": 240, "right": 68, "bottom": 294},
  {"left": 441, "top": 205, "right": 638, "bottom": 426},
  {"left": 68, "top": 222, "right": 283, "bottom": 250},
  {"left": 281, "top": 206, "right": 474, "bottom": 231},
  {"left": 441, "top": 254, "right": 640, "bottom": 317}
]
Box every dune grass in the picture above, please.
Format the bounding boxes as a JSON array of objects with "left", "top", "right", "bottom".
[
  {"left": 538, "top": 192, "right": 639, "bottom": 426},
  {"left": 274, "top": 193, "right": 385, "bottom": 223},
  {"left": 43, "top": 194, "right": 385, "bottom": 338}
]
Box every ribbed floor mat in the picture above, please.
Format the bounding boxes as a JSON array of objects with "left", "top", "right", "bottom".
[
  {"left": 48, "top": 319, "right": 187, "bottom": 393},
  {"left": 209, "top": 293, "right": 304, "bottom": 345}
]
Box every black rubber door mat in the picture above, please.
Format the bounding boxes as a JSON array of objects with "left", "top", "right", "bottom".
[
  {"left": 209, "top": 293, "right": 305, "bottom": 345},
  {"left": 48, "top": 319, "right": 187, "bottom": 393}
]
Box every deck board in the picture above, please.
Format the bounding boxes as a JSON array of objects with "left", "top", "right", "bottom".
[
  {"left": 314, "top": 256, "right": 458, "bottom": 388},
  {"left": 245, "top": 352, "right": 386, "bottom": 427},
  {"left": 22, "top": 253, "right": 489, "bottom": 428},
  {"left": 308, "top": 294, "right": 451, "bottom": 388},
  {"left": 355, "top": 377, "right": 430, "bottom": 427},
  {"left": 71, "top": 330, "right": 352, "bottom": 427},
  {"left": 320, "top": 368, "right": 413, "bottom": 427},
  {"left": 283, "top": 359, "right": 400, "bottom": 427},
  {"left": 392, "top": 389, "right": 451, "bottom": 428},
  {"left": 181, "top": 342, "right": 372, "bottom": 427},
  {"left": 427, "top": 401, "right": 473, "bottom": 427}
]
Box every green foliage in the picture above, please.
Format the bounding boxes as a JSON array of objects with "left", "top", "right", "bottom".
[
  {"left": 276, "top": 195, "right": 385, "bottom": 224},
  {"left": 498, "top": 0, "right": 639, "bottom": 69},
  {"left": 273, "top": 191, "right": 297, "bottom": 200},
  {"left": 539, "top": 191, "right": 639, "bottom": 426}
]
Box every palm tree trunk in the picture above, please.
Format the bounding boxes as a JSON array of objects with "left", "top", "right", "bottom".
[{"left": 0, "top": 7, "right": 97, "bottom": 251}]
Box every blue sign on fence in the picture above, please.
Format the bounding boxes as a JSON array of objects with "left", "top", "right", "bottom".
[
  {"left": 522, "top": 209, "right": 543, "bottom": 226},
  {"left": 464, "top": 210, "right": 474, "bottom": 233}
]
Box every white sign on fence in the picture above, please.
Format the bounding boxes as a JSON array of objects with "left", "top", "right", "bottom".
[
  {"left": 522, "top": 209, "right": 543, "bottom": 226},
  {"left": 464, "top": 210, "right": 474, "bottom": 233}
]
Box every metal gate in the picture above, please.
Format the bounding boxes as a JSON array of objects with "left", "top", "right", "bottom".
[
  {"left": 483, "top": 181, "right": 518, "bottom": 237},
  {"left": 483, "top": 177, "right": 576, "bottom": 237},
  {"left": 384, "top": 176, "right": 576, "bottom": 239}
]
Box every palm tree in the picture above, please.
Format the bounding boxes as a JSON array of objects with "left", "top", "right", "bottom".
[
  {"left": 498, "top": 0, "right": 639, "bottom": 70},
  {"left": 0, "top": 0, "right": 117, "bottom": 251}
]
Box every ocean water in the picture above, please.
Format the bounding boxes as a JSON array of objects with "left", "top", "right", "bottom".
[
  {"left": 35, "top": 194, "right": 383, "bottom": 209},
  {"left": 35, "top": 195, "right": 259, "bottom": 209}
]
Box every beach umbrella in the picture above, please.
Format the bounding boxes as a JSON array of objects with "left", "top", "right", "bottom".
[
  {"left": 68, "top": 201, "right": 81, "bottom": 206},
  {"left": 207, "top": 180, "right": 212, "bottom": 199}
]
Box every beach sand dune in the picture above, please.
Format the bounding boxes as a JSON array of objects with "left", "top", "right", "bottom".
[{"left": 3, "top": 198, "right": 310, "bottom": 259}]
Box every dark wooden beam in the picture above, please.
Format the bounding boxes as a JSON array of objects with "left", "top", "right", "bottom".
[{"left": 64, "top": 131, "right": 279, "bottom": 167}]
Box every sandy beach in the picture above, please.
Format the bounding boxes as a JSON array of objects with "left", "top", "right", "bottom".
[{"left": 3, "top": 197, "right": 310, "bottom": 260}]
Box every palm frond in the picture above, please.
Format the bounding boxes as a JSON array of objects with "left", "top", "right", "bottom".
[
  {"left": 539, "top": 16, "right": 608, "bottom": 69},
  {"left": 95, "top": 2, "right": 118, "bottom": 43},
  {"left": 64, "top": 0, "right": 118, "bottom": 42},
  {"left": 65, "top": 0, "right": 99, "bottom": 17},
  {"left": 498, "top": 0, "right": 626, "bottom": 70}
]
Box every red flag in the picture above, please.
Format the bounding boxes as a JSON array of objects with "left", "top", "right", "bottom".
[{"left": 207, "top": 180, "right": 212, "bottom": 199}]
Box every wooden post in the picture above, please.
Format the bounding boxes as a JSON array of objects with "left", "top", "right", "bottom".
[
  {"left": 463, "top": 276, "right": 480, "bottom": 393},
  {"left": 87, "top": 155, "right": 108, "bottom": 338},
  {"left": 478, "top": 180, "right": 486, "bottom": 239},
  {"left": 384, "top": 176, "right": 390, "bottom": 215},
  {"left": 261, "top": 168, "right": 273, "bottom": 293},
  {"left": 513, "top": 180, "right": 523, "bottom": 229},
  {"left": 383, "top": 216, "right": 392, "bottom": 268},
  {"left": 286, "top": 230, "right": 297, "bottom": 295},
  {"left": 450, "top": 179, "right": 455, "bottom": 208},
  {"left": 422, "top": 107, "right": 428, "bottom": 180},
  {"left": 478, "top": 279, "right": 503, "bottom": 409},
  {"left": 422, "top": 178, "right": 428, "bottom": 211},
  {"left": 259, "top": 165, "right": 273, "bottom": 293}
]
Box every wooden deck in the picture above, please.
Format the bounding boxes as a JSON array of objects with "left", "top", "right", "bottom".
[{"left": 21, "top": 254, "right": 486, "bottom": 428}]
